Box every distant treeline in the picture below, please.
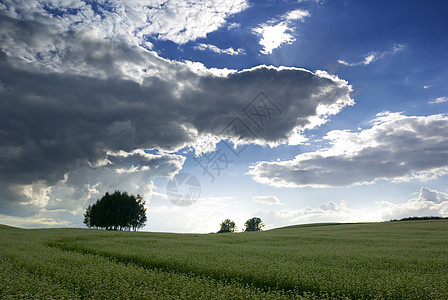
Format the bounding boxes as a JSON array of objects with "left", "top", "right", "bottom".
[{"left": 390, "top": 216, "right": 448, "bottom": 222}]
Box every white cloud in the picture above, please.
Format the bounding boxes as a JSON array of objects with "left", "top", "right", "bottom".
[
  {"left": 284, "top": 9, "right": 311, "bottom": 20},
  {"left": 10, "top": 181, "right": 51, "bottom": 208},
  {"left": 378, "top": 187, "right": 448, "bottom": 220},
  {"left": 249, "top": 112, "right": 448, "bottom": 188},
  {"left": 194, "top": 43, "right": 245, "bottom": 56},
  {"left": 429, "top": 97, "right": 448, "bottom": 104},
  {"left": 141, "top": 0, "right": 249, "bottom": 44},
  {"left": 338, "top": 44, "right": 405, "bottom": 67},
  {"left": 363, "top": 54, "right": 376, "bottom": 65},
  {"left": 252, "top": 195, "right": 282, "bottom": 205},
  {"left": 227, "top": 22, "right": 241, "bottom": 30},
  {"left": 253, "top": 9, "right": 310, "bottom": 54},
  {"left": 417, "top": 187, "right": 448, "bottom": 204},
  {"left": 0, "top": 0, "right": 249, "bottom": 46},
  {"left": 253, "top": 23, "right": 294, "bottom": 55}
]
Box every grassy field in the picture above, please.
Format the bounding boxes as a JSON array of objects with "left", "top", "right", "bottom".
[{"left": 1, "top": 221, "right": 447, "bottom": 299}]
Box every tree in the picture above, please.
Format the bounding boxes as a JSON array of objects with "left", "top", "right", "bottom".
[
  {"left": 83, "top": 191, "right": 147, "bottom": 231},
  {"left": 244, "top": 217, "right": 264, "bottom": 232},
  {"left": 218, "top": 219, "right": 236, "bottom": 233},
  {"left": 130, "top": 195, "right": 147, "bottom": 231}
]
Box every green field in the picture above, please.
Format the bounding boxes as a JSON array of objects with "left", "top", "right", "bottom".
[{"left": 1, "top": 221, "right": 447, "bottom": 299}]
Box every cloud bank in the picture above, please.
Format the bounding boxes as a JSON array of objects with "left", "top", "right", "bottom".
[
  {"left": 249, "top": 112, "right": 448, "bottom": 187},
  {"left": 379, "top": 187, "right": 448, "bottom": 220},
  {"left": 0, "top": 4, "right": 353, "bottom": 218}
]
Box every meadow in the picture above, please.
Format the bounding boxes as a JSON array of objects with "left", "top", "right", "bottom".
[{"left": 1, "top": 220, "right": 447, "bottom": 299}]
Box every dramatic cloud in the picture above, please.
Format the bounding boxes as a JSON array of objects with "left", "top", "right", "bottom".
[
  {"left": 252, "top": 195, "right": 282, "bottom": 205},
  {"left": 0, "top": 6, "right": 353, "bottom": 218},
  {"left": 253, "top": 9, "right": 310, "bottom": 54},
  {"left": 194, "top": 43, "right": 245, "bottom": 55},
  {"left": 249, "top": 112, "right": 448, "bottom": 187}
]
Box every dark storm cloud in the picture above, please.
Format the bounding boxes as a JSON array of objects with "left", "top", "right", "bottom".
[
  {"left": 0, "top": 11, "right": 352, "bottom": 216},
  {"left": 187, "top": 67, "right": 353, "bottom": 143},
  {"left": 0, "top": 49, "right": 6, "bottom": 62}
]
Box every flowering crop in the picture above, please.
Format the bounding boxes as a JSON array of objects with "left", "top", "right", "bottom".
[{"left": 1, "top": 221, "right": 447, "bottom": 299}]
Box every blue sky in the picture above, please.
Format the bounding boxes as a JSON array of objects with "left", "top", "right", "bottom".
[{"left": 1, "top": 0, "right": 448, "bottom": 232}]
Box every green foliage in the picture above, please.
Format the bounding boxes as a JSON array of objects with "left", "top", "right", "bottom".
[
  {"left": 243, "top": 217, "right": 264, "bottom": 231},
  {"left": 1, "top": 220, "right": 448, "bottom": 299},
  {"left": 217, "top": 219, "right": 236, "bottom": 233},
  {"left": 83, "top": 191, "right": 147, "bottom": 231}
]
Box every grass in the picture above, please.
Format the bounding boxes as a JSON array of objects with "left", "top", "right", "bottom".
[{"left": 1, "top": 220, "right": 447, "bottom": 299}]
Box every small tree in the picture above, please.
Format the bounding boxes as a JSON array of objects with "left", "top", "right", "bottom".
[
  {"left": 218, "top": 219, "right": 236, "bottom": 233},
  {"left": 244, "top": 217, "right": 264, "bottom": 232},
  {"left": 83, "top": 191, "right": 147, "bottom": 231}
]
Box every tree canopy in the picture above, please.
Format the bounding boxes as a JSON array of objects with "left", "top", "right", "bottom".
[
  {"left": 83, "top": 191, "right": 147, "bottom": 231},
  {"left": 218, "top": 219, "right": 236, "bottom": 233},
  {"left": 244, "top": 217, "right": 264, "bottom": 232}
]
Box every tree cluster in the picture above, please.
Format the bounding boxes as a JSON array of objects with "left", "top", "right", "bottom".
[
  {"left": 218, "top": 219, "right": 236, "bottom": 233},
  {"left": 243, "top": 217, "right": 264, "bottom": 232},
  {"left": 217, "top": 217, "right": 264, "bottom": 233},
  {"left": 84, "top": 191, "right": 147, "bottom": 231}
]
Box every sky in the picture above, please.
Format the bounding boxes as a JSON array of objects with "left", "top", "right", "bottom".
[{"left": 1, "top": 0, "right": 448, "bottom": 233}]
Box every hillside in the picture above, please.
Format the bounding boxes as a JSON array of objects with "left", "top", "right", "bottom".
[{"left": 0, "top": 224, "right": 20, "bottom": 230}]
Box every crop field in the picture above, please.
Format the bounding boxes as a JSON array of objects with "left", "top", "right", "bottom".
[{"left": 1, "top": 221, "right": 447, "bottom": 299}]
